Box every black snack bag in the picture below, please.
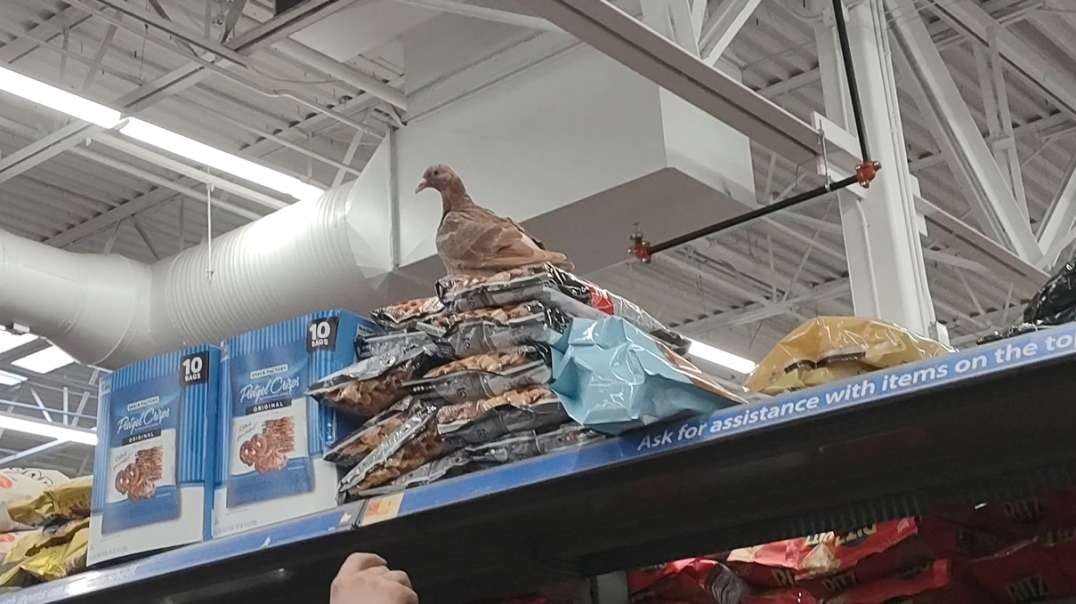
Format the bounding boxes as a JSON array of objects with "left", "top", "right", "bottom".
[
  {"left": 436, "top": 264, "right": 689, "bottom": 355},
  {"left": 350, "top": 425, "right": 602, "bottom": 499},
  {"left": 418, "top": 301, "right": 571, "bottom": 357},
  {"left": 356, "top": 330, "right": 439, "bottom": 360},
  {"left": 1024, "top": 258, "right": 1076, "bottom": 326},
  {"left": 308, "top": 346, "right": 448, "bottom": 418},
  {"left": 436, "top": 385, "right": 569, "bottom": 448},
  {"left": 324, "top": 397, "right": 418, "bottom": 467},
  {"left": 979, "top": 255, "right": 1076, "bottom": 344},
  {"left": 405, "top": 345, "right": 553, "bottom": 404},
  {"left": 370, "top": 297, "right": 445, "bottom": 330}
]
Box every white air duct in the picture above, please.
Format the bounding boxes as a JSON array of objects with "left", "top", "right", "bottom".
[{"left": 1, "top": 42, "right": 757, "bottom": 369}]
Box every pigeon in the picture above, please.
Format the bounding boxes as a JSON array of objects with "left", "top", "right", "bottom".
[{"left": 415, "top": 164, "right": 575, "bottom": 276}]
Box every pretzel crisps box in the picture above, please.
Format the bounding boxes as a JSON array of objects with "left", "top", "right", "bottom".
[
  {"left": 90, "top": 345, "right": 221, "bottom": 566},
  {"left": 213, "top": 311, "right": 380, "bottom": 537}
]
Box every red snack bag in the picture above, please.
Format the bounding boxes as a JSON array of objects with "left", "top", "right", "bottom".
[
  {"left": 826, "top": 560, "right": 981, "bottom": 604},
  {"left": 741, "top": 588, "right": 819, "bottom": 604},
  {"left": 970, "top": 540, "right": 1075, "bottom": 602},
  {"left": 1042, "top": 527, "right": 1076, "bottom": 586},
  {"left": 968, "top": 488, "right": 1076, "bottom": 539},
  {"left": 798, "top": 516, "right": 1006, "bottom": 597},
  {"left": 629, "top": 559, "right": 748, "bottom": 604},
  {"left": 727, "top": 519, "right": 919, "bottom": 588}
]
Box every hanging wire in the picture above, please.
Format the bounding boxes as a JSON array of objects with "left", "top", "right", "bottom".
[{"left": 206, "top": 180, "right": 215, "bottom": 283}]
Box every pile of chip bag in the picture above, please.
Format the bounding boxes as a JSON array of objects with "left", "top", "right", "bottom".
[
  {"left": 625, "top": 488, "right": 1076, "bottom": 604},
  {"left": 0, "top": 470, "right": 91, "bottom": 589},
  {"left": 309, "top": 263, "right": 743, "bottom": 502}
]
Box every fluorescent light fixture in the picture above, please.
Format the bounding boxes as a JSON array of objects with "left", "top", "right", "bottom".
[
  {"left": 687, "top": 339, "right": 757, "bottom": 374},
  {"left": 0, "top": 331, "right": 36, "bottom": 354},
  {"left": 0, "top": 370, "right": 26, "bottom": 386},
  {"left": 0, "top": 68, "right": 323, "bottom": 201},
  {"left": 0, "top": 65, "right": 122, "bottom": 128},
  {"left": 0, "top": 414, "right": 96, "bottom": 446},
  {"left": 12, "top": 346, "right": 75, "bottom": 373},
  {"left": 119, "top": 118, "right": 325, "bottom": 201}
]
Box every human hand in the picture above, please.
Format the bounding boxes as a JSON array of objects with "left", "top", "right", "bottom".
[{"left": 330, "top": 553, "right": 418, "bottom": 604}]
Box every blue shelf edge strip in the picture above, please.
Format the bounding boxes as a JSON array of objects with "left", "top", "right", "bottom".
[{"left": 13, "top": 323, "right": 1076, "bottom": 602}]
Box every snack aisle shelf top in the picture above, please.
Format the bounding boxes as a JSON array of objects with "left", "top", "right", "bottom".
[{"left": 10, "top": 324, "right": 1076, "bottom": 603}]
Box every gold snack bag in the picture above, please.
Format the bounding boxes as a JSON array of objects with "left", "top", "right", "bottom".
[
  {"left": 7, "top": 476, "right": 91, "bottom": 527},
  {"left": 746, "top": 316, "right": 951, "bottom": 394}
]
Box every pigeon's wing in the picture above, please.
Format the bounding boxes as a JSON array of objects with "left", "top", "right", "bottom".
[
  {"left": 505, "top": 218, "right": 547, "bottom": 250},
  {"left": 437, "top": 207, "right": 573, "bottom": 275}
]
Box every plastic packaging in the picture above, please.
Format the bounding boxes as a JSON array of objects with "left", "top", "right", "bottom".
[
  {"left": 0, "top": 469, "right": 69, "bottom": 532},
  {"left": 825, "top": 559, "right": 982, "bottom": 604},
  {"left": 629, "top": 558, "right": 748, "bottom": 604},
  {"left": 742, "top": 588, "right": 819, "bottom": 604},
  {"left": 980, "top": 258, "right": 1076, "bottom": 342},
  {"left": 436, "top": 264, "right": 689, "bottom": 354},
  {"left": 407, "top": 345, "right": 553, "bottom": 404},
  {"left": 309, "top": 345, "right": 446, "bottom": 418},
  {"left": 745, "top": 316, "right": 952, "bottom": 395},
  {"left": 351, "top": 425, "right": 601, "bottom": 498},
  {"left": 969, "top": 540, "right": 1075, "bottom": 602},
  {"left": 436, "top": 385, "right": 569, "bottom": 447},
  {"left": 551, "top": 316, "right": 744, "bottom": 434},
  {"left": 370, "top": 296, "right": 445, "bottom": 330},
  {"left": 1023, "top": 257, "right": 1076, "bottom": 326},
  {"left": 338, "top": 404, "right": 446, "bottom": 495},
  {"left": 324, "top": 398, "right": 419, "bottom": 468},
  {"left": 0, "top": 518, "right": 89, "bottom": 587},
  {"left": 418, "top": 301, "right": 571, "bottom": 357},
  {"left": 356, "top": 330, "right": 439, "bottom": 361},
  {"left": 728, "top": 518, "right": 922, "bottom": 588},
  {"left": 7, "top": 476, "right": 91, "bottom": 528}
]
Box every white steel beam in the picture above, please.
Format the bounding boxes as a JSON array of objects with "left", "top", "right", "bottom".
[
  {"left": 391, "top": 0, "right": 562, "bottom": 32},
  {"left": 528, "top": 0, "right": 821, "bottom": 164},
  {"left": 0, "top": 6, "right": 92, "bottom": 64},
  {"left": 816, "top": 0, "right": 937, "bottom": 337},
  {"left": 887, "top": 0, "right": 1042, "bottom": 264},
  {"left": 0, "top": 440, "right": 66, "bottom": 467},
  {"left": 0, "top": 0, "right": 351, "bottom": 187},
  {"left": 93, "top": 134, "right": 289, "bottom": 211},
  {"left": 1037, "top": 155, "right": 1076, "bottom": 269},
  {"left": 699, "top": 0, "right": 762, "bottom": 66},
  {"left": 928, "top": 0, "right": 1076, "bottom": 120},
  {"left": 973, "top": 43, "right": 1029, "bottom": 221},
  {"left": 641, "top": 0, "right": 701, "bottom": 55},
  {"left": 916, "top": 197, "right": 1049, "bottom": 296}
]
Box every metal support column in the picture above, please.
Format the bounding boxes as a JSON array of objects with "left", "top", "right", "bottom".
[{"left": 814, "top": 0, "right": 939, "bottom": 338}]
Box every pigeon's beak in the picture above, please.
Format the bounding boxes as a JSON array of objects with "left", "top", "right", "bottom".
[{"left": 414, "top": 179, "right": 428, "bottom": 194}]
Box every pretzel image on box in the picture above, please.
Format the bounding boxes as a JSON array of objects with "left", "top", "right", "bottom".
[
  {"left": 238, "top": 417, "right": 296, "bottom": 474},
  {"left": 113, "top": 446, "right": 163, "bottom": 502}
]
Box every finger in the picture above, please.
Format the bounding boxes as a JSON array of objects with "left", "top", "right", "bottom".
[
  {"left": 336, "top": 553, "right": 387, "bottom": 577},
  {"left": 383, "top": 570, "right": 413, "bottom": 589},
  {"left": 365, "top": 566, "right": 390, "bottom": 576},
  {"left": 393, "top": 584, "right": 419, "bottom": 604}
]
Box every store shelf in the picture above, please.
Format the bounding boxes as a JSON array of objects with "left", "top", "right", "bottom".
[{"left": 10, "top": 324, "right": 1076, "bottom": 603}]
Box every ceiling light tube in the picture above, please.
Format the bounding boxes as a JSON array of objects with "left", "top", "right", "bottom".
[
  {"left": 0, "top": 370, "right": 26, "bottom": 386},
  {"left": 0, "top": 65, "right": 122, "bottom": 128},
  {"left": 11, "top": 345, "right": 75, "bottom": 373},
  {"left": 0, "top": 68, "right": 324, "bottom": 201},
  {"left": 119, "top": 118, "right": 325, "bottom": 201},
  {"left": 687, "top": 339, "right": 757, "bottom": 374},
  {"left": 0, "top": 414, "right": 96, "bottom": 446}
]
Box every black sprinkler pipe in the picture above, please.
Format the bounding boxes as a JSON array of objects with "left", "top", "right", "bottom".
[{"left": 633, "top": 0, "right": 878, "bottom": 262}]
